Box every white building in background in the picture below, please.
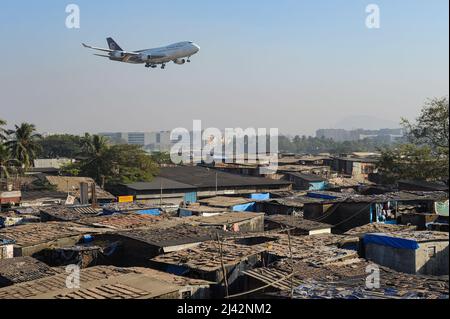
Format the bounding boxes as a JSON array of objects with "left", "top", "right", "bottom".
[{"left": 99, "top": 131, "right": 174, "bottom": 152}]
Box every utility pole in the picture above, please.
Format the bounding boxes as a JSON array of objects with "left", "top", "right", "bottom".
[
  {"left": 217, "top": 232, "right": 229, "bottom": 298},
  {"left": 215, "top": 172, "right": 218, "bottom": 195},
  {"left": 160, "top": 179, "right": 163, "bottom": 206}
]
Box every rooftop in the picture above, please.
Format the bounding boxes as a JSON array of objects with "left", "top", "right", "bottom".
[
  {"left": 265, "top": 215, "right": 332, "bottom": 231},
  {"left": 77, "top": 213, "right": 163, "bottom": 230},
  {"left": 0, "top": 257, "right": 61, "bottom": 287},
  {"left": 0, "top": 266, "right": 211, "bottom": 299},
  {"left": 123, "top": 177, "right": 197, "bottom": 191},
  {"left": 159, "top": 166, "right": 292, "bottom": 189},
  {"left": 198, "top": 196, "right": 255, "bottom": 208},
  {"left": 245, "top": 258, "right": 448, "bottom": 299},
  {"left": 0, "top": 222, "right": 100, "bottom": 248},
  {"left": 152, "top": 240, "right": 266, "bottom": 272},
  {"left": 40, "top": 205, "right": 101, "bottom": 221},
  {"left": 345, "top": 223, "right": 417, "bottom": 236},
  {"left": 116, "top": 223, "right": 230, "bottom": 251}
]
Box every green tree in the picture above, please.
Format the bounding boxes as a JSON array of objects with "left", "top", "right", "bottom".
[
  {"left": 150, "top": 151, "right": 173, "bottom": 165},
  {"left": 37, "top": 134, "right": 84, "bottom": 159},
  {"left": 378, "top": 97, "right": 449, "bottom": 182},
  {"left": 0, "top": 144, "right": 19, "bottom": 179},
  {"left": 378, "top": 144, "right": 448, "bottom": 183},
  {"left": 401, "top": 97, "right": 449, "bottom": 149},
  {"left": 103, "top": 144, "right": 159, "bottom": 186},
  {"left": 5, "top": 123, "right": 42, "bottom": 170},
  {"left": 76, "top": 134, "right": 109, "bottom": 184},
  {"left": 63, "top": 137, "right": 159, "bottom": 187},
  {"left": 0, "top": 118, "right": 7, "bottom": 141}
]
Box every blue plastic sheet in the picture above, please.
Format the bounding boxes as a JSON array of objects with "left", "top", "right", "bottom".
[
  {"left": 232, "top": 202, "right": 256, "bottom": 212},
  {"left": 250, "top": 193, "right": 270, "bottom": 200},
  {"left": 364, "top": 233, "right": 419, "bottom": 250},
  {"left": 179, "top": 209, "right": 193, "bottom": 217},
  {"left": 306, "top": 192, "right": 338, "bottom": 200},
  {"left": 136, "top": 209, "right": 161, "bottom": 216}
]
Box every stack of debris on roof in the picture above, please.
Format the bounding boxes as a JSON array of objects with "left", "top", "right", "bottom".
[
  {"left": 0, "top": 257, "right": 61, "bottom": 288},
  {"left": 265, "top": 214, "right": 332, "bottom": 235},
  {"left": 244, "top": 258, "right": 449, "bottom": 299},
  {"left": 0, "top": 266, "right": 212, "bottom": 299},
  {"left": 0, "top": 222, "right": 106, "bottom": 257}
]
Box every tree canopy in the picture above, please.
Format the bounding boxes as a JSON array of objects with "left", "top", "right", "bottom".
[
  {"left": 378, "top": 97, "right": 449, "bottom": 183},
  {"left": 62, "top": 139, "right": 159, "bottom": 187}
]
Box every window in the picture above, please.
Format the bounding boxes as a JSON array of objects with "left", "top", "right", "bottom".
[{"left": 427, "top": 246, "right": 436, "bottom": 258}]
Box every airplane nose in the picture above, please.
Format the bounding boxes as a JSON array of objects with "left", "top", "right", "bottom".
[{"left": 192, "top": 43, "right": 200, "bottom": 52}]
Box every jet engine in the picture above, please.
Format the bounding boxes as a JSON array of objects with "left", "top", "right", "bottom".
[
  {"left": 111, "top": 51, "right": 125, "bottom": 58},
  {"left": 173, "top": 58, "right": 186, "bottom": 65}
]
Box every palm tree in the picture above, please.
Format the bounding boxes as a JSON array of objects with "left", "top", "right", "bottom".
[
  {"left": 0, "top": 144, "right": 19, "bottom": 180},
  {"left": 79, "top": 134, "right": 109, "bottom": 184},
  {"left": 5, "top": 123, "right": 42, "bottom": 170},
  {"left": 0, "top": 118, "right": 7, "bottom": 141}
]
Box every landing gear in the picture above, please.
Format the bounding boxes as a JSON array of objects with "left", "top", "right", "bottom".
[
  {"left": 145, "top": 63, "right": 151, "bottom": 68},
  {"left": 151, "top": 65, "right": 157, "bottom": 69},
  {"left": 187, "top": 57, "right": 191, "bottom": 63},
  {"left": 161, "top": 63, "right": 166, "bottom": 69}
]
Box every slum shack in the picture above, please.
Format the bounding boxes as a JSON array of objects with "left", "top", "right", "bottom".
[
  {"left": 198, "top": 196, "right": 257, "bottom": 212},
  {"left": 253, "top": 233, "right": 359, "bottom": 266},
  {"left": 0, "top": 266, "right": 212, "bottom": 299},
  {"left": 0, "top": 239, "right": 15, "bottom": 259},
  {"left": 364, "top": 231, "right": 449, "bottom": 276},
  {"left": 0, "top": 257, "right": 60, "bottom": 288},
  {"left": 102, "top": 201, "right": 179, "bottom": 216},
  {"left": 179, "top": 203, "right": 228, "bottom": 217},
  {"left": 265, "top": 215, "right": 332, "bottom": 235},
  {"left": 0, "top": 222, "right": 105, "bottom": 257},
  {"left": 97, "top": 224, "right": 231, "bottom": 266},
  {"left": 344, "top": 223, "right": 418, "bottom": 257},
  {"left": 187, "top": 212, "right": 265, "bottom": 232},
  {"left": 282, "top": 173, "right": 328, "bottom": 191},
  {"left": 302, "top": 191, "right": 449, "bottom": 233},
  {"left": 150, "top": 240, "right": 267, "bottom": 296},
  {"left": 0, "top": 211, "right": 39, "bottom": 228},
  {"left": 76, "top": 213, "right": 163, "bottom": 230},
  {"left": 244, "top": 258, "right": 448, "bottom": 299},
  {"left": 254, "top": 196, "right": 319, "bottom": 216},
  {"left": 39, "top": 205, "right": 101, "bottom": 222}
]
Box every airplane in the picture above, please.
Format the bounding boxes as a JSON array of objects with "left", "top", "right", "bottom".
[{"left": 82, "top": 37, "right": 200, "bottom": 69}]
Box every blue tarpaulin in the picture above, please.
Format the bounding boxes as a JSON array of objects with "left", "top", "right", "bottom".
[
  {"left": 308, "top": 181, "right": 328, "bottom": 191},
  {"left": 306, "top": 192, "right": 338, "bottom": 200},
  {"left": 364, "top": 233, "right": 420, "bottom": 250},
  {"left": 82, "top": 235, "right": 94, "bottom": 243},
  {"left": 179, "top": 209, "right": 193, "bottom": 217},
  {"left": 136, "top": 209, "right": 161, "bottom": 216},
  {"left": 166, "top": 265, "right": 190, "bottom": 276},
  {"left": 232, "top": 202, "right": 256, "bottom": 212},
  {"left": 250, "top": 193, "right": 270, "bottom": 200}
]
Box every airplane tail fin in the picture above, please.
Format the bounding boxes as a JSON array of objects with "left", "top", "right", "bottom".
[{"left": 106, "top": 37, "right": 123, "bottom": 51}]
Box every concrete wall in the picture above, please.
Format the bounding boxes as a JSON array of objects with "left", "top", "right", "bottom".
[
  {"left": 365, "top": 241, "right": 449, "bottom": 276},
  {"left": 366, "top": 243, "right": 417, "bottom": 274},
  {"left": 416, "top": 241, "right": 449, "bottom": 276}
]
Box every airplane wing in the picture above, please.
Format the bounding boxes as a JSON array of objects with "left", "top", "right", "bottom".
[
  {"left": 82, "top": 43, "right": 140, "bottom": 57},
  {"left": 82, "top": 43, "right": 114, "bottom": 53}
]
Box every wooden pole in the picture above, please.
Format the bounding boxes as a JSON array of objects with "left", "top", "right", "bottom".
[
  {"left": 217, "top": 232, "right": 229, "bottom": 298},
  {"left": 287, "top": 227, "right": 294, "bottom": 299}
]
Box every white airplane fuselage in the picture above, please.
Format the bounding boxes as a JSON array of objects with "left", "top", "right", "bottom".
[
  {"left": 83, "top": 38, "right": 200, "bottom": 69},
  {"left": 132, "top": 41, "right": 200, "bottom": 64}
]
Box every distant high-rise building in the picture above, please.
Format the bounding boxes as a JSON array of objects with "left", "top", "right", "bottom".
[
  {"left": 316, "top": 128, "right": 403, "bottom": 142},
  {"left": 99, "top": 131, "right": 174, "bottom": 152}
]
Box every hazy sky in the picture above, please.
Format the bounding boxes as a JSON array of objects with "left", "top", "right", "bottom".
[{"left": 0, "top": 0, "right": 448, "bottom": 136}]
